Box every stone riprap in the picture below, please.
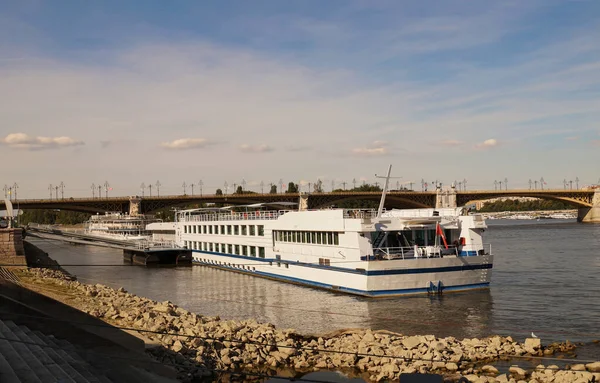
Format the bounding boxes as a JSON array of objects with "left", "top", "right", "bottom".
[{"left": 19, "top": 268, "right": 600, "bottom": 383}]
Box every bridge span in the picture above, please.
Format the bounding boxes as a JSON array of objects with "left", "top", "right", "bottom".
[{"left": 2, "top": 188, "right": 599, "bottom": 222}]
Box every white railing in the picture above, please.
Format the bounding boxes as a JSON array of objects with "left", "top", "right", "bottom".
[
  {"left": 371, "top": 243, "right": 492, "bottom": 260},
  {"left": 180, "top": 210, "right": 290, "bottom": 222},
  {"left": 135, "top": 240, "right": 179, "bottom": 250}
]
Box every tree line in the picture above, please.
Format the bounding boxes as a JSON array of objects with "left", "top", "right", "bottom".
[{"left": 477, "top": 199, "right": 573, "bottom": 212}]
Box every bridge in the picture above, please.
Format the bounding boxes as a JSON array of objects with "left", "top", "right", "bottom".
[{"left": 2, "top": 188, "right": 599, "bottom": 222}]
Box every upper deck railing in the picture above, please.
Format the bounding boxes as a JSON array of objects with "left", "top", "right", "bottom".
[{"left": 179, "top": 210, "right": 291, "bottom": 222}]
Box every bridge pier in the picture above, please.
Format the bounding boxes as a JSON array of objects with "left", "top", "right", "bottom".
[
  {"left": 435, "top": 187, "right": 457, "bottom": 209},
  {"left": 577, "top": 191, "right": 600, "bottom": 223},
  {"left": 129, "top": 197, "right": 141, "bottom": 215},
  {"left": 299, "top": 194, "right": 309, "bottom": 211}
]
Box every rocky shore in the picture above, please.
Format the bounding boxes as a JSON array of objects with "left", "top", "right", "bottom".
[{"left": 16, "top": 268, "right": 600, "bottom": 383}]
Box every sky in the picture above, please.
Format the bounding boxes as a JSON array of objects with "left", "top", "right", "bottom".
[{"left": 1, "top": 0, "right": 599, "bottom": 198}]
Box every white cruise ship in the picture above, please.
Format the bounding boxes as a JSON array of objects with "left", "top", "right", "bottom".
[{"left": 172, "top": 169, "right": 493, "bottom": 297}]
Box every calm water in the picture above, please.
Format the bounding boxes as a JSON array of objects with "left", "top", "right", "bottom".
[{"left": 28, "top": 219, "right": 600, "bottom": 349}]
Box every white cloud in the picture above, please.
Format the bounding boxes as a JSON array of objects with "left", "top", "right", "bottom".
[
  {"left": 475, "top": 138, "right": 499, "bottom": 149},
  {"left": 0, "top": 133, "right": 84, "bottom": 150},
  {"left": 351, "top": 141, "right": 390, "bottom": 157},
  {"left": 239, "top": 144, "right": 274, "bottom": 153},
  {"left": 161, "top": 138, "right": 212, "bottom": 150}
]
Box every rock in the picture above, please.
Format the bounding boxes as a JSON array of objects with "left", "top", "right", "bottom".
[
  {"left": 482, "top": 365, "right": 499, "bottom": 374},
  {"left": 172, "top": 340, "right": 184, "bottom": 353},
  {"left": 585, "top": 362, "right": 600, "bottom": 372},
  {"left": 509, "top": 366, "right": 527, "bottom": 379},
  {"left": 402, "top": 336, "right": 424, "bottom": 350},
  {"left": 445, "top": 363, "right": 459, "bottom": 371},
  {"left": 571, "top": 364, "right": 586, "bottom": 371},
  {"left": 431, "top": 361, "right": 445, "bottom": 370}
]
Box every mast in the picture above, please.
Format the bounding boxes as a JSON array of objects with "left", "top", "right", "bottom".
[{"left": 376, "top": 165, "right": 392, "bottom": 218}]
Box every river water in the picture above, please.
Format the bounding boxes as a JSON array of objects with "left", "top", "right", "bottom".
[{"left": 27, "top": 219, "right": 600, "bottom": 350}]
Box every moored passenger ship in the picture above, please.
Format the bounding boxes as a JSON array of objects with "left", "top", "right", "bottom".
[{"left": 174, "top": 205, "right": 493, "bottom": 297}]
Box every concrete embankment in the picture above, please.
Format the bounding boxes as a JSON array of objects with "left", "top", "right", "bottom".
[{"left": 13, "top": 268, "right": 600, "bottom": 383}]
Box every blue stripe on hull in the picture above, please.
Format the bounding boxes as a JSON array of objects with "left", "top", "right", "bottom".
[
  {"left": 191, "top": 250, "right": 492, "bottom": 276},
  {"left": 192, "top": 258, "right": 491, "bottom": 297}
]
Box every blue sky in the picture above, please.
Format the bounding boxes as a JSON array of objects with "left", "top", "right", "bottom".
[{"left": 1, "top": 0, "right": 599, "bottom": 197}]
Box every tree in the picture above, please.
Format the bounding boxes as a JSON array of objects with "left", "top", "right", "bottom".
[
  {"left": 215, "top": 189, "right": 223, "bottom": 196},
  {"left": 313, "top": 179, "right": 324, "bottom": 193},
  {"left": 269, "top": 185, "right": 277, "bottom": 194},
  {"left": 286, "top": 182, "right": 299, "bottom": 193},
  {"left": 235, "top": 186, "right": 243, "bottom": 194}
]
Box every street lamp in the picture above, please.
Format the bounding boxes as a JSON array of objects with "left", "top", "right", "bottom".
[
  {"left": 156, "top": 181, "right": 161, "bottom": 197},
  {"left": 12, "top": 183, "right": 18, "bottom": 200},
  {"left": 575, "top": 177, "right": 579, "bottom": 189},
  {"left": 182, "top": 182, "right": 187, "bottom": 195},
  {"left": 140, "top": 183, "right": 145, "bottom": 197},
  {"left": 190, "top": 182, "right": 195, "bottom": 195},
  {"left": 224, "top": 181, "right": 229, "bottom": 195},
  {"left": 59, "top": 181, "right": 65, "bottom": 199},
  {"left": 504, "top": 178, "right": 508, "bottom": 191},
  {"left": 104, "top": 181, "right": 110, "bottom": 198},
  {"left": 494, "top": 180, "right": 498, "bottom": 191},
  {"left": 48, "top": 184, "right": 53, "bottom": 199},
  {"left": 241, "top": 179, "right": 247, "bottom": 194},
  {"left": 91, "top": 183, "right": 96, "bottom": 198},
  {"left": 260, "top": 181, "right": 264, "bottom": 194},
  {"left": 198, "top": 180, "right": 203, "bottom": 196},
  {"left": 540, "top": 177, "right": 545, "bottom": 190}
]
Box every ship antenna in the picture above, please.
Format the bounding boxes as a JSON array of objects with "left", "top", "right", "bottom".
[{"left": 375, "top": 165, "right": 392, "bottom": 218}]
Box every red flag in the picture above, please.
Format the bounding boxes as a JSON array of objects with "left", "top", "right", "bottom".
[{"left": 436, "top": 223, "right": 448, "bottom": 249}]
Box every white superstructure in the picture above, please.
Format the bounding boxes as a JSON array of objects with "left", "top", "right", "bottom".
[{"left": 86, "top": 213, "right": 160, "bottom": 242}]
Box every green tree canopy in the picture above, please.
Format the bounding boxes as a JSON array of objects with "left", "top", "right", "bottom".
[{"left": 286, "top": 182, "right": 299, "bottom": 193}]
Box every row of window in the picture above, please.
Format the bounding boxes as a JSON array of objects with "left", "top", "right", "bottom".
[
  {"left": 274, "top": 230, "right": 340, "bottom": 246},
  {"left": 185, "top": 241, "right": 266, "bottom": 258},
  {"left": 184, "top": 224, "right": 265, "bottom": 236}
]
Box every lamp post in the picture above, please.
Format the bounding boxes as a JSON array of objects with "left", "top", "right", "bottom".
[
  {"left": 279, "top": 179, "right": 283, "bottom": 194},
  {"left": 260, "top": 181, "right": 264, "bottom": 194},
  {"left": 504, "top": 178, "right": 508, "bottom": 191},
  {"left": 48, "top": 184, "right": 53, "bottom": 199},
  {"left": 91, "top": 183, "right": 96, "bottom": 198},
  {"left": 575, "top": 177, "right": 579, "bottom": 190},
  {"left": 463, "top": 179, "right": 467, "bottom": 191},
  {"left": 190, "top": 182, "right": 195, "bottom": 195},
  {"left": 353, "top": 178, "right": 357, "bottom": 190},
  {"left": 540, "top": 177, "right": 545, "bottom": 190},
  {"left": 59, "top": 181, "right": 65, "bottom": 199},
  {"left": 104, "top": 181, "right": 110, "bottom": 198},
  {"left": 55, "top": 185, "right": 59, "bottom": 199},
  {"left": 182, "top": 182, "right": 187, "bottom": 195},
  {"left": 12, "top": 183, "right": 18, "bottom": 200},
  {"left": 156, "top": 181, "right": 161, "bottom": 197},
  {"left": 563, "top": 179, "right": 567, "bottom": 190},
  {"left": 242, "top": 179, "right": 247, "bottom": 194},
  {"left": 494, "top": 180, "right": 498, "bottom": 191},
  {"left": 140, "top": 183, "right": 145, "bottom": 197},
  {"left": 224, "top": 182, "right": 228, "bottom": 195},
  {"left": 528, "top": 179, "right": 532, "bottom": 190},
  {"left": 198, "top": 180, "right": 203, "bottom": 196},
  {"left": 148, "top": 184, "right": 152, "bottom": 197},
  {"left": 98, "top": 184, "right": 102, "bottom": 198}
]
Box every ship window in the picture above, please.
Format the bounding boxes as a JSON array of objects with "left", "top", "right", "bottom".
[
  {"left": 258, "top": 225, "right": 264, "bottom": 236},
  {"left": 242, "top": 245, "right": 248, "bottom": 256},
  {"left": 228, "top": 244, "right": 233, "bottom": 254},
  {"left": 250, "top": 246, "right": 256, "bottom": 257},
  {"left": 209, "top": 226, "right": 213, "bottom": 234},
  {"left": 197, "top": 225, "right": 200, "bottom": 234},
  {"left": 252, "top": 267, "right": 256, "bottom": 271},
  {"left": 310, "top": 232, "right": 316, "bottom": 243},
  {"left": 292, "top": 231, "right": 297, "bottom": 242},
  {"left": 234, "top": 225, "right": 239, "bottom": 235},
  {"left": 301, "top": 232, "right": 306, "bottom": 243},
  {"left": 209, "top": 243, "right": 213, "bottom": 252},
  {"left": 328, "top": 232, "right": 333, "bottom": 245},
  {"left": 334, "top": 233, "right": 339, "bottom": 245},
  {"left": 259, "top": 247, "right": 265, "bottom": 258},
  {"left": 285, "top": 263, "right": 289, "bottom": 269},
  {"left": 316, "top": 232, "right": 322, "bottom": 244},
  {"left": 184, "top": 226, "right": 188, "bottom": 234},
  {"left": 227, "top": 225, "right": 232, "bottom": 235},
  {"left": 319, "top": 258, "right": 331, "bottom": 266},
  {"left": 249, "top": 225, "right": 256, "bottom": 236},
  {"left": 220, "top": 225, "right": 225, "bottom": 235},
  {"left": 235, "top": 245, "right": 240, "bottom": 254},
  {"left": 193, "top": 226, "right": 196, "bottom": 234},
  {"left": 242, "top": 225, "right": 248, "bottom": 236},
  {"left": 214, "top": 225, "right": 218, "bottom": 234}
]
